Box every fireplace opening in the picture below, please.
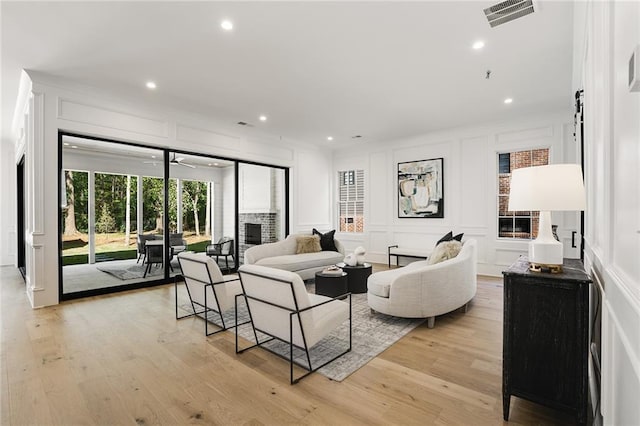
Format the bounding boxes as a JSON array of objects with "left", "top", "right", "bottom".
[{"left": 245, "top": 223, "right": 262, "bottom": 245}]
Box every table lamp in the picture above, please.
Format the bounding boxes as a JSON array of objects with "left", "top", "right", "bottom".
[{"left": 508, "top": 164, "right": 586, "bottom": 272}]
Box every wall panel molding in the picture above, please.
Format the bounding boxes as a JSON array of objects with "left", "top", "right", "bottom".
[
  {"left": 496, "top": 126, "right": 553, "bottom": 144},
  {"left": 176, "top": 124, "right": 241, "bottom": 150},
  {"left": 31, "top": 92, "right": 45, "bottom": 234},
  {"left": 57, "top": 98, "right": 169, "bottom": 138}
]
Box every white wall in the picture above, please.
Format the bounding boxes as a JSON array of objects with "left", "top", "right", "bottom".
[
  {"left": 291, "top": 149, "right": 333, "bottom": 234},
  {"left": 0, "top": 140, "right": 17, "bottom": 266},
  {"left": 576, "top": 1, "right": 640, "bottom": 424},
  {"left": 7, "top": 71, "right": 332, "bottom": 307},
  {"left": 238, "top": 163, "right": 272, "bottom": 213},
  {"left": 332, "top": 111, "right": 576, "bottom": 275}
]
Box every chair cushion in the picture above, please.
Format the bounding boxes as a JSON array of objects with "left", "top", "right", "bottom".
[
  {"left": 305, "top": 294, "right": 350, "bottom": 347},
  {"left": 255, "top": 251, "right": 343, "bottom": 272},
  {"left": 367, "top": 273, "right": 392, "bottom": 298}
]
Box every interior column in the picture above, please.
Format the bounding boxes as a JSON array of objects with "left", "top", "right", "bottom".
[
  {"left": 88, "top": 171, "right": 95, "bottom": 264},
  {"left": 176, "top": 178, "right": 182, "bottom": 233},
  {"left": 137, "top": 176, "right": 143, "bottom": 237}
]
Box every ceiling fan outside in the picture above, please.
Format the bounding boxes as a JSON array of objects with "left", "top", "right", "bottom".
[
  {"left": 143, "top": 153, "right": 196, "bottom": 168},
  {"left": 170, "top": 153, "right": 196, "bottom": 168}
]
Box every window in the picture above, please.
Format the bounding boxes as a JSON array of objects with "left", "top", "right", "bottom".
[
  {"left": 338, "top": 169, "right": 364, "bottom": 233},
  {"left": 497, "top": 148, "right": 549, "bottom": 239}
]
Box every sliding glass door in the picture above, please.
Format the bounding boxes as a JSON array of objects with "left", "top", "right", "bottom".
[
  {"left": 61, "top": 135, "right": 165, "bottom": 296},
  {"left": 167, "top": 152, "right": 236, "bottom": 270},
  {"left": 237, "top": 163, "right": 287, "bottom": 263},
  {"left": 60, "top": 132, "right": 288, "bottom": 300}
]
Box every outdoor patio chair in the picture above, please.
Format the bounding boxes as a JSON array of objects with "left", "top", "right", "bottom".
[
  {"left": 176, "top": 252, "right": 248, "bottom": 336},
  {"left": 136, "top": 234, "right": 158, "bottom": 263},
  {"left": 169, "top": 232, "right": 188, "bottom": 255},
  {"left": 143, "top": 243, "right": 173, "bottom": 278},
  {"left": 206, "top": 237, "right": 235, "bottom": 271},
  {"left": 235, "top": 264, "right": 352, "bottom": 384}
]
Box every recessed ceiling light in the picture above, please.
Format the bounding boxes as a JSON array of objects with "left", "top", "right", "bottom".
[
  {"left": 208, "top": 163, "right": 212, "bottom": 166},
  {"left": 473, "top": 40, "right": 485, "bottom": 50},
  {"left": 146, "top": 81, "right": 157, "bottom": 89},
  {"left": 259, "top": 115, "right": 267, "bottom": 122},
  {"left": 504, "top": 98, "right": 513, "bottom": 104},
  {"left": 63, "top": 142, "right": 70, "bottom": 146},
  {"left": 71, "top": 145, "right": 78, "bottom": 149},
  {"left": 221, "top": 20, "right": 233, "bottom": 31},
  {"left": 151, "top": 155, "right": 156, "bottom": 159},
  {"left": 213, "top": 162, "right": 219, "bottom": 166},
  {"left": 327, "top": 136, "right": 334, "bottom": 141}
]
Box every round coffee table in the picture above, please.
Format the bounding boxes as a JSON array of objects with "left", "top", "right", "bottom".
[
  {"left": 315, "top": 271, "right": 348, "bottom": 298},
  {"left": 336, "top": 262, "right": 372, "bottom": 294}
]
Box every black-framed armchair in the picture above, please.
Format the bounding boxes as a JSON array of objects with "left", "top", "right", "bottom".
[
  {"left": 235, "top": 264, "right": 352, "bottom": 384},
  {"left": 206, "top": 237, "right": 235, "bottom": 271},
  {"left": 176, "top": 252, "right": 247, "bottom": 336}
]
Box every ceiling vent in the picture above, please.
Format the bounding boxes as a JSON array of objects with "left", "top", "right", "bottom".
[{"left": 484, "top": 0, "right": 535, "bottom": 28}]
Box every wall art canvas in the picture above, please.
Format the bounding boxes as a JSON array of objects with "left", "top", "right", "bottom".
[{"left": 398, "top": 157, "right": 444, "bottom": 218}]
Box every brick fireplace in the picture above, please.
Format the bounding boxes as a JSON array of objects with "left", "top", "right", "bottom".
[{"left": 238, "top": 212, "right": 278, "bottom": 262}]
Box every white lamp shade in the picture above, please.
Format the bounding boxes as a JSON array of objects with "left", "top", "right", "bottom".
[{"left": 508, "top": 164, "right": 586, "bottom": 211}]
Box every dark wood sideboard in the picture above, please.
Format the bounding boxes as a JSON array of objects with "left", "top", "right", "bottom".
[{"left": 502, "top": 256, "right": 591, "bottom": 424}]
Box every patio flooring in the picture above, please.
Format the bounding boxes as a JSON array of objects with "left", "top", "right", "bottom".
[{"left": 62, "top": 256, "right": 236, "bottom": 294}]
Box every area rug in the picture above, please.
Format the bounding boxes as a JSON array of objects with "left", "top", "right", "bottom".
[
  {"left": 97, "top": 264, "right": 164, "bottom": 280},
  {"left": 180, "top": 282, "right": 425, "bottom": 382}
]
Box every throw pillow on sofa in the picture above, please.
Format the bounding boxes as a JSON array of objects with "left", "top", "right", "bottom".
[
  {"left": 427, "top": 240, "right": 462, "bottom": 265},
  {"left": 312, "top": 228, "right": 338, "bottom": 252},
  {"left": 296, "top": 235, "right": 322, "bottom": 254},
  {"left": 436, "top": 231, "right": 454, "bottom": 246}
]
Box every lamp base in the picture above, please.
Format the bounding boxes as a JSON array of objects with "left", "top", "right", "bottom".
[
  {"left": 528, "top": 238, "right": 563, "bottom": 273},
  {"left": 529, "top": 262, "right": 563, "bottom": 274}
]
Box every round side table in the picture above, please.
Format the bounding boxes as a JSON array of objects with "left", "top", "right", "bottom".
[
  {"left": 336, "top": 262, "right": 372, "bottom": 294},
  {"left": 315, "top": 271, "right": 348, "bottom": 298}
]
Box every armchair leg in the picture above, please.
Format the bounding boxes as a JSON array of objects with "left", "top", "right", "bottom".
[
  {"left": 427, "top": 316, "right": 435, "bottom": 328},
  {"left": 463, "top": 302, "right": 470, "bottom": 313}
]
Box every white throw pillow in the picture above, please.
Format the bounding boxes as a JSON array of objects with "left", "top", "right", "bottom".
[{"left": 427, "top": 240, "right": 462, "bottom": 265}]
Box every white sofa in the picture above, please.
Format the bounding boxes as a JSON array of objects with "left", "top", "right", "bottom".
[
  {"left": 243, "top": 234, "right": 345, "bottom": 280},
  {"left": 367, "top": 239, "right": 477, "bottom": 327}
]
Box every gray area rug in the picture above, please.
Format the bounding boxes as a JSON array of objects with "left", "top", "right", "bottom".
[
  {"left": 181, "top": 282, "right": 425, "bottom": 382},
  {"left": 97, "top": 264, "right": 164, "bottom": 280}
]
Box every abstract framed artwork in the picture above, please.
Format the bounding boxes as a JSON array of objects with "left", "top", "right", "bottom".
[{"left": 398, "top": 157, "right": 444, "bottom": 218}]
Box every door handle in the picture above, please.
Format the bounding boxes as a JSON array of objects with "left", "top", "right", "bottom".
[{"left": 572, "top": 231, "right": 577, "bottom": 248}]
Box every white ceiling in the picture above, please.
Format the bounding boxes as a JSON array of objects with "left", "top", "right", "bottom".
[{"left": 1, "top": 1, "right": 574, "bottom": 147}]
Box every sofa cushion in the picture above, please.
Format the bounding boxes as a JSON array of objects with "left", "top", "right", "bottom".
[
  {"left": 296, "top": 235, "right": 322, "bottom": 254},
  {"left": 255, "top": 251, "right": 344, "bottom": 273},
  {"left": 313, "top": 228, "right": 338, "bottom": 252},
  {"left": 367, "top": 274, "right": 392, "bottom": 298},
  {"left": 427, "top": 240, "right": 462, "bottom": 265}
]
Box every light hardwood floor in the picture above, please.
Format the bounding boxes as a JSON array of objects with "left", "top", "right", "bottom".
[{"left": 1, "top": 265, "right": 575, "bottom": 425}]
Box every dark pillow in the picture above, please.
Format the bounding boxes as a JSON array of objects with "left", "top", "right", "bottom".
[
  {"left": 436, "top": 231, "right": 454, "bottom": 246},
  {"left": 312, "top": 228, "right": 338, "bottom": 252},
  {"left": 453, "top": 233, "right": 464, "bottom": 242}
]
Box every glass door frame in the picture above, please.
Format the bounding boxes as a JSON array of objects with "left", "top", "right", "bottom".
[{"left": 57, "top": 130, "right": 289, "bottom": 301}]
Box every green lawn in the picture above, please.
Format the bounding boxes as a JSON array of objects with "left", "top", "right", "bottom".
[{"left": 62, "top": 232, "right": 211, "bottom": 266}]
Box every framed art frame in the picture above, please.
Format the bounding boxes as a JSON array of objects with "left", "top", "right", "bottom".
[{"left": 398, "top": 157, "right": 444, "bottom": 218}]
